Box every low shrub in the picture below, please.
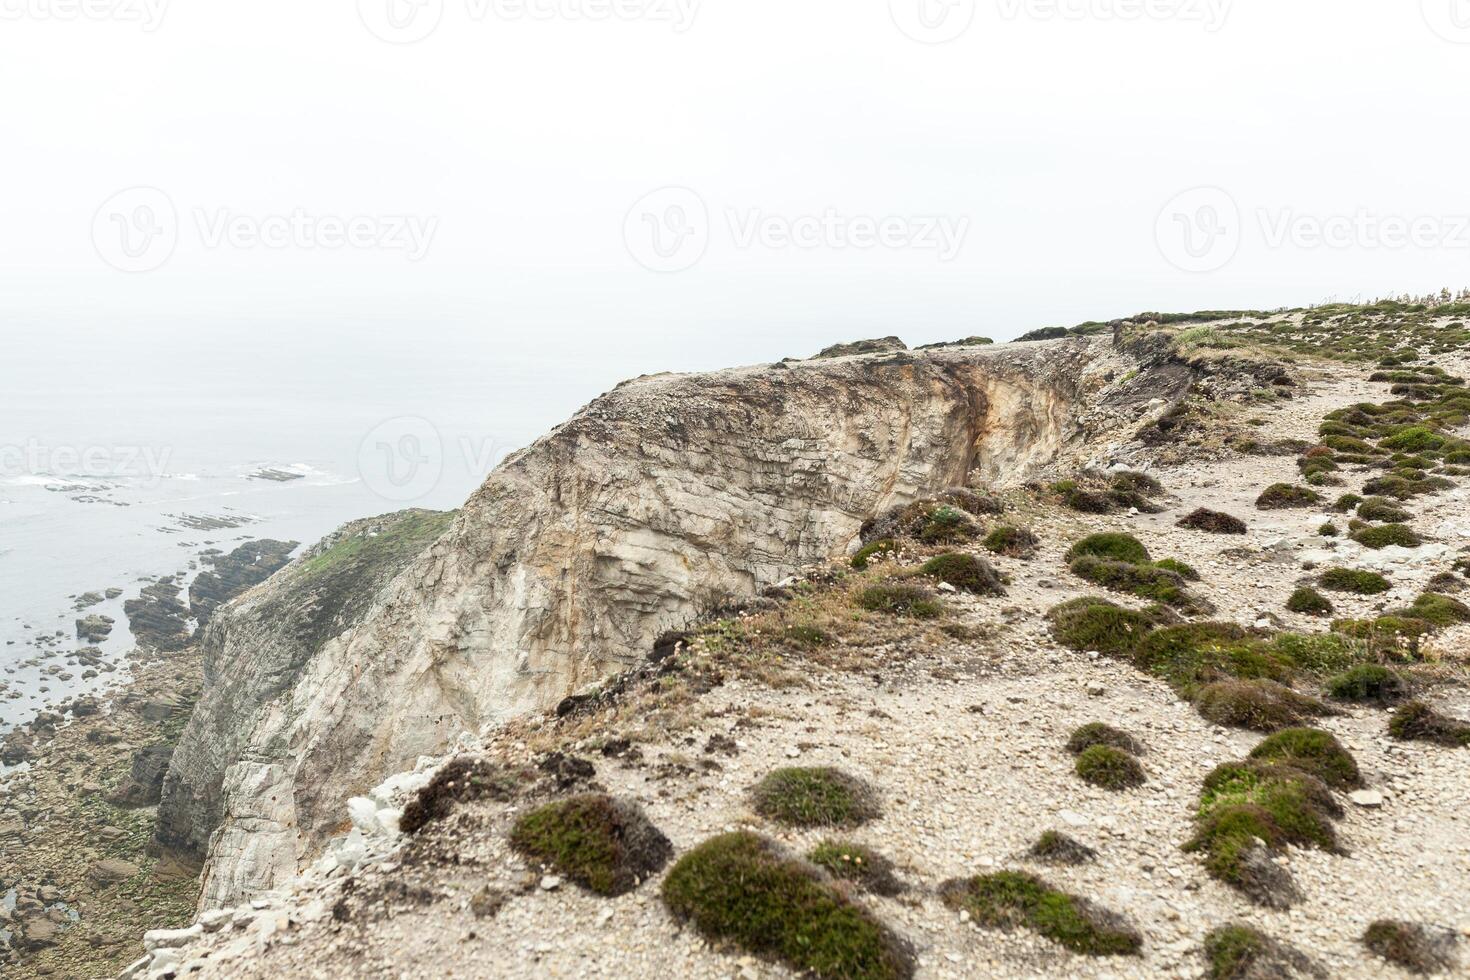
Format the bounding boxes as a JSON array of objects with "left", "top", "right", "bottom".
[
  {"left": 856, "top": 584, "right": 942, "bottom": 619},
  {"left": 1195, "top": 679, "right": 1334, "bottom": 733},
  {"left": 1357, "top": 497, "right": 1411, "bottom": 522},
  {"left": 1406, "top": 592, "right": 1470, "bottom": 626},
  {"left": 1351, "top": 523, "right": 1422, "bottom": 550},
  {"left": 939, "top": 871, "right": 1141, "bottom": 956},
  {"left": 1247, "top": 728, "right": 1362, "bottom": 789},
  {"left": 1065, "top": 488, "right": 1117, "bottom": 514},
  {"left": 851, "top": 539, "right": 898, "bottom": 570},
  {"left": 1286, "top": 587, "right": 1333, "bottom": 616},
  {"left": 1130, "top": 623, "right": 1291, "bottom": 699},
  {"left": 1317, "top": 522, "right": 1339, "bottom": 537},
  {"left": 920, "top": 553, "right": 1005, "bottom": 596},
  {"left": 1046, "top": 598, "right": 1154, "bottom": 657},
  {"left": 401, "top": 756, "right": 523, "bottom": 835},
  {"left": 751, "top": 767, "right": 881, "bottom": 828},
  {"left": 1362, "top": 920, "right": 1459, "bottom": 974},
  {"left": 1388, "top": 701, "right": 1470, "bottom": 748},
  {"left": 1069, "top": 556, "right": 1200, "bottom": 611},
  {"left": 1066, "top": 532, "right": 1150, "bottom": 564},
  {"left": 1203, "top": 924, "right": 1325, "bottom": 980},
  {"left": 808, "top": 840, "right": 904, "bottom": 896},
  {"left": 1065, "top": 722, "right": 1144, "bottom": 756},
  {"left": 918, "top": 505, "right": 980, "bottom": 544},
  {"left": 662, "top": 833, "right": 914, "bottom": 980},
  {"left": 1026, "top": 830, "right": 1096, "bottom": 865},
  {"left": 509, "top": 794, "right": 672, "bottom": 896},
  {"left": 1325, "top": 664, "right": 1407, "bottom": 705},
  {"left": 1177, "top": 508, "right": 1248, "bottom": 534},
  {"left": 981, "top": 525, "right": 1038, "bottom": 558},
  {"left": 1256, "top": 484, "right": 1322, "bottom": 509},
  {"left": 1331, "top": 493, "right": 1364, "bottom": 513},
  {"left": 1152, "top": 558, "right": 1200, "bottom": 581},
  {"left": 1319, "top": 567, "right": 1391, "bottom": 595},
  {"left": 1378, "top": 426, "right": 1446, "bottom": 454},
  {"left": 1074, "top": 745, "right": 1146, "bottom": 790}
]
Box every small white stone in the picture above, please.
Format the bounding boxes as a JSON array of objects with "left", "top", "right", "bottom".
[
  {"left": 1349, "top": 789, "right": 1385, "bottom": 808},
  {"left": 540, "top": 875, "right": 562, "bottom": 891}
]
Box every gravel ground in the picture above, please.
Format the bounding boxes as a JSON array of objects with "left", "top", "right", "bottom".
[{"left": 128, "top": 354, "right": 1470, "bottom": 980}]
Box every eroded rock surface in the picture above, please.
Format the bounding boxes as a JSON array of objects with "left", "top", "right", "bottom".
[{"left": 160, "top": 337, "right": 1180, "bottom": 908}]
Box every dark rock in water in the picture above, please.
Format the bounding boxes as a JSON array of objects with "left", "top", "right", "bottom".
[
  {"left": 75, "top": 614, "right": 114, "bottom": 643},
  {"left": 104, "top": 587, "right": 123, "bottom": 599},
  {"left": 108, "top": 745, "right": 175, "bottom": 807},
  {"left": 168, "top": 513, "right": 256, "bottom": 532},
  {"left": 188, "top": 539, "right": 298, "bottom": 631},
  {"left": 1, "top": 728, "right": 37, "bottom": 764},
  {"left": 124, "top": 577, "right": 192, "bottom": 651},
  {"left": 810, "top": 336, "right": 907, "bottom": 360},
  {"left": 248, "top": 467, "right": 306, "bottom": 482},
  {"left": 72, "top": 591, "right": 105, "bottom": 610}
]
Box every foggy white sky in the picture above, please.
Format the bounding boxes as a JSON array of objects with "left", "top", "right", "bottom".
[{"left": 5, "top": 0, "right": 1470, "bottom": 385}]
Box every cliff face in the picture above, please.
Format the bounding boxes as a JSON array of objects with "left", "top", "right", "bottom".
[{"left": 159, "top": 337, "right": 1175, "bottom": 908}]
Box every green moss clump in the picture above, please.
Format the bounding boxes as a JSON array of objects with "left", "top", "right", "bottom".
[
  {"left": 1066, "top": 532, "right": 1150, "bottom": 564},
  {"left": 1195, "top": 679, "right": 1334, "bottom": 733},
  {"left": 1203, "top": 925, "right": 1323, "bottom": 980},
  {"left": 1351, "top": 523, "right": 1422, "bottom": 549},
  {"left": 1069, "top": 556, "right": 1201, "bottom": 611},
  {"left": 981, "top": 524, "right": 1038, "bottom": 558},
  {"left": 1317, "top": 522, "right": 1339, "bottom": 538},
  {"left": 1026, "top": 830, "right": 1096, "bottom": 865},
  {"left": 1319, "top": 567, "right": 1391, "bottom": 594},
  {"left": 1151, "top": 558, "right": 1200, "bottom": 581},
  {"left": 1255, "top": 484, "right": 1322, "bottom": 509},
  {"left": 1046, "top": 598, "right": 1154, "bottom": 658},
  {"left": 919, "top": 553, "right": 1005, "bottom": 596},
  {"left": 939, "top": 871, "right": 1141, "bottom": 956},
  {"left": 662, "top": 832, "right": 914, "bottom": 980},
  {"left": 1362, "top": 920, "right": 1458, "bottom": 974},
  {"left": 1378, "top": 426, "right": 1446, "bottom": 453},
  {"left": 918, "top": 505, "right": 979, "bottom": 544},
  {"left": 855, "top": 583, "right": 942, "bottom": 619},
  {"left": 1177, "top": 508, "right": 1248, "bottom": 534},
  {"left": 509, "top": 794, "right": 672, "bottom": 896},
  {"left": 1325, "top": 664, "right": 1406, "bottom": 705},
  {"left": 808, "top": 840, "right": 904, "bottom": 896},
  {"left": 1286, "top": 586, "right": 1333, "bottom": 616},
  {"left": 1332, "top": 493, "right": 1364, "bottom": 513},
  {"left": 751, "top": 767, "right": 880, "bottom": 828},
  {"left": 1357, "top": 497, "right": 1411, "bottom": 522},
  {"left": 1065, "top": 722, "right": 1144, "bottom": 756},
  {"left": 1247, "top": 728, "right": 1362, "bottom": 789},
  {"left": 1406, "top": 592, "right": 1470, "bottom": 626},
  {"left": 1074, "top": 745, "right": 1146, "bottom": 790},
  {"left": 1130, "top": 623, "right": 1291, "bottom": 699},
  {"left": 1388, "top": 701, "right": 1470, "bottom": 747},
  {"left": 851, "top": 539, "right": 897, "bottom": 570}
]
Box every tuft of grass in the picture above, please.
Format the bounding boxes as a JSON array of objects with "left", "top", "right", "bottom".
[
  {"left": 1362, "top": 920, "right": 1459, "bottom": 974},
  {"left": 1357, "top": 497, "right": 1411, "bottom": 522},
  {"left": 808, "top": 840, "right": 905, "bottom": 896},
  {"left": 851, "top": 539, "right": 898, "bottom": 570},
  {"left": 1195, "top": 679, "right": 1335, "bottom": 733},
  {"left": 1388, "top": 701, "right": 1470, "bottom": 748},
  {"left": 981, "top": 524, "right": 1038, "bottom": 558},
  {"left": 1247, "top": 728, "right": 1362, "bottom": 789},
  {"left": 1203, "top": 924, "right": 1325, "bottom": 980},
  {"left": 1069, "top": 556, "right": 1201, "bottom": 611},
  {"left": 939, "top": 871, "right": 1141, "bottom": 956},
  {"left": 1286, "top": 587, "right": 1333, "bottom": 616},
  {"left": 1319, "top": 567, "right": 1391, "bottom": 595},
  {"left": 751, "top": 767, "right": 880, "bottom": 828},
  {"left": 1046, "top": 598, "right": 1154, "bottom": 658},
  {"left": 1177, "top": 508, "right": 1248, "bottom": 535},
  {"left": 919, "top": 552, "right": 1005, "bottom": 596},
  {"left": 855, "top": 583, "right": 942, "bottom": 619},
  {"left": 1130, "top": 622, "right": 1292, "bottom": 700},
  {"left": 1065, "top": 722, "right": 1144, "bottom": 756},
  {"left": 1378, "top": 426, "right": 1446, "bottom": 454},
  {"left": 1325, "top": 664, "right": 1407, "bottom": 705},
  {"left": 509, "top": 794, "right": 672, "bottom": 896},
  {"left": 1066, "top": 533, "right": 1150, "bottom": 565},
  {"left": 1256, "top": 484, "right": 1322, "bottom": 509},
  {"left": 1406, "top": 592, "right": 1470, "bottom": 626},
  {"left": 1074, "top": 745, "right": 1146, "bottom": 790},
  {"left": 1332, "top": 493, "right": 1364, "bottom": 513},
  {"left": 1026, "top": 830, "right": 1096, "bottom": 865},
  {"left": 1152, "top": 557, "right": 1200, "bottom": 581},
  {"left": 1317, "top": 522, "right": 1339, "bottom": 538},
  {"left": 662, "top": 832, "right": 914, "bottom": 980},
  {"left": 1351, "top": 523, "right": 1422, "bottom": 550}
]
